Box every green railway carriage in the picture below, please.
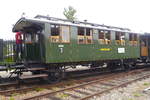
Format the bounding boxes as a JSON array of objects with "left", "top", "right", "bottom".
[
  {"left": 12, "top": 15, "right": 140, "bottom": 66},
  {"left": 13, "top": 15, "right": 141, "bottom": 79},
  {"left": 10, "top": 15, "right": 143, "bottom": 82}
]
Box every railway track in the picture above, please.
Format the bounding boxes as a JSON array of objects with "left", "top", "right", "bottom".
[
  {"left": 0, "top": 64, "right": 146, "bottom": 92},
  {"left": 0, "top": 70, "right": 118, "bottom": 96},
  {"left": 0, "top": 67, "right": 116, "bottom": 95},
  {"left": 19, "top": 68, "right": 150, "bottom": 100},
  {"left": 0, "top": 78, "right": 47, "bottom": 94}
]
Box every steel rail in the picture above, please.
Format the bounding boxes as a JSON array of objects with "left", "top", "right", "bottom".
[
  {"left": 0, "top": 71, "right": 116, "bottom": 95},
  {"left": 22, "top": 69, "right": 143, "bottom": 100},
  {"left": 80, "top": 74, "right": 150, "bottom": 100}
]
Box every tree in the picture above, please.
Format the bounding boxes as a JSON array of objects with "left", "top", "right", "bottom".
[{"left": 63, "top": 6, "right": 77, "bottom": 21}]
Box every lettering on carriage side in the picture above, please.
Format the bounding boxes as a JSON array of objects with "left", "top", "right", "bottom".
[
  {"left": 58, "top": 45, "right": 64, "bottom": 53},
  {"left": 99, "top": 48, "right": 111, "bottom": 51},
  {"left": 118, "top": 48, "right": 125, "bottom": 53},
  {"left": 60, "top": 48, "right": 63, "bottom": 53},
  {"left": 58, "top": 45, "right": 64, "bottom": 48}
]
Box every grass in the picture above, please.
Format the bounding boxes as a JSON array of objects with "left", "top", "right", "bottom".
[
  {"left": 11, "top": 93, "right": 20, "bottom": 96},
  {"left": 59, "top": 93, "right": 69, "bottom": 98},
  {"left": 51, "top": 87, "right": 59, "bottom": 91},
  {"left": 4, "top": 57, "right": 14, "bottom": 62},
  {"left": 34, "top": 87, "right": 45, "bottom": 92},
  {"left": 0, "top": 61, "right": 15, "bottom": 66},
  {"left": 128, "top": 99, "right": 134, "bottom": 100},
  {"left": 9, "top": 97, "right": 15, "bottom": 100},
  {"left": 143, "top": 82, "right": 150, "bottom": 86},
  {"left": 133, "top": 93, "right": 143, "bottom": 97}
]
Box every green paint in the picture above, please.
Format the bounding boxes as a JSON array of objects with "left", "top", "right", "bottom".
[{"left": 43, "top": 25, "right": 140, "bottom": 63}]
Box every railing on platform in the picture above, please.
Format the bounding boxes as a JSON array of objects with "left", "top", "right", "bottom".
[
  {"left": 0, "top": 39, "right": 3, "bottom": 61},
  {"left": 0, "top": 39, "right": 16, "bottom": 65}
]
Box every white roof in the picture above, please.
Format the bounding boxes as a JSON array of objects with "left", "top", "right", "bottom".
[{"left": 13, "top": 15, "right": 138, "bottom": 33}]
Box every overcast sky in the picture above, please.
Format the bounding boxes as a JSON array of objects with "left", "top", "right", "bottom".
[{"left": 0, "top": 0, "right": 150, "bottom": 39}]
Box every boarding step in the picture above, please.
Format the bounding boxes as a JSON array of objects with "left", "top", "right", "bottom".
[
  {"left": 19, "top": 74, "right": 48, "bottom": 79},
  {"left": 27, "top": 67, "right": 46, "bottom": 71}
]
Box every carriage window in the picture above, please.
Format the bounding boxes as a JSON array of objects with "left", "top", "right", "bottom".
[
  {"left": 78, "top": 27, "right": 85, "bottom": 44},
  {"left": 86, "top": 28, "right": 93, "bottom": 44},
  {"left": 133, "top": 34, "right": 138, "bottom": 45},
  {"left": 141, "top": 37, "right": 146, "bottom": 47},
  {"left": 129, "top": 33, "right": 136, "bottom": 46},
  {"left": 134, "top": 34, "right": 137, "bottom": 41},
  {"left": 99, "top": 30, "right": 105, "bottom": 44},
  {"left": 98, "top": 30, "right": 111, "bottom": 44},
  {"left": 129, "top": 33, "right": 138, "bottom": 46},
  {"left": 86, "top": 28, "right": 91, "bottom": 36},
  {"left": 129, "top": 33, "right": 133, "bottom": 41},
  {"left": 25, "top": 34, "right": 32, "bottom": 44},
  {"left": 105, "top": 31, "right": 111, "bottom": 44},
  {"left": 35, "top": 34, "right": 39, "bottom": 43},
  {"left": 50, "top": 24, "right": 60, "bottom": 43},
  {"left": 25, "top": 33, "right": 39, "bottom": 43},
  {"left": 78, "top": 27, "right": 84, "bottom": 35},
  {"left": 115, "top": 32, "right": 125, "bottom": 45},
  {"left": 61, "top": 25, "right": 70, "bottom": 43},
  {"left": 99, "top": 30, "right": 104, "bottom": 39}
]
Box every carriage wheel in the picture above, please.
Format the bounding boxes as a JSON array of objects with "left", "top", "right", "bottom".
[{"left": 47, "top": 68, "right": 63, "bottom": 83}]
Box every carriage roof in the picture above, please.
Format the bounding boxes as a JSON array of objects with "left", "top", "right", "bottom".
[{"left": 13, "top": 15, "right": 136, "bottom": 33}]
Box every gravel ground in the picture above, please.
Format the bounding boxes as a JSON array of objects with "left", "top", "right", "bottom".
[
  {"left": 0, "top": 79, "right": 149, "bottom": 100},
  {"left": 0, "top": 69, "right": 150, "bottom": 100},
  {"left": 40, "top": 77, "right": 150, "bottom": 100},
  {"left": 90, "top": 78, "right": 150, "bottom": 100}
]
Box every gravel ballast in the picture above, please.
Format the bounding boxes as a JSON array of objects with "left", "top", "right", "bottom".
[
  {"left": 90, "top": 78, "right": 150, "bottom": 100},
  {"left": 0, "top": 72, "right": 150, "bottom": 100}
]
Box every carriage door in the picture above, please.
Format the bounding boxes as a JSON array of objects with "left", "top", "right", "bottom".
[
  {"left": 140, "top": 36, "right": 148, "bottom": 57},
  {"left": 61, "top": 25, "right": 70, "bottom": 43},
  {"left": 24, "top": 33, "right": 41, "bottom": 61}
]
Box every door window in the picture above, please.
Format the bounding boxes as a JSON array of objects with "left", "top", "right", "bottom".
[
  {"left": 86, "top": 28, "right": 93, "bottom": 44},
  {"left": 61, "top": 26, "right": 70, "bottom": 43},
  {"left": 78, "top": 27, "right": 85, "bottom": 44},
  {"left": 115, "top": 32, "right": 125, "bottom": 45},
  {"left": 129, "top": 33, "right": 138, "bottom": 46},
  {"left": 50, "top": 24, "right": 60, "bottom": 43},
  {"left": 98, "top": 30, "right": 111, "bottom": 44}
]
